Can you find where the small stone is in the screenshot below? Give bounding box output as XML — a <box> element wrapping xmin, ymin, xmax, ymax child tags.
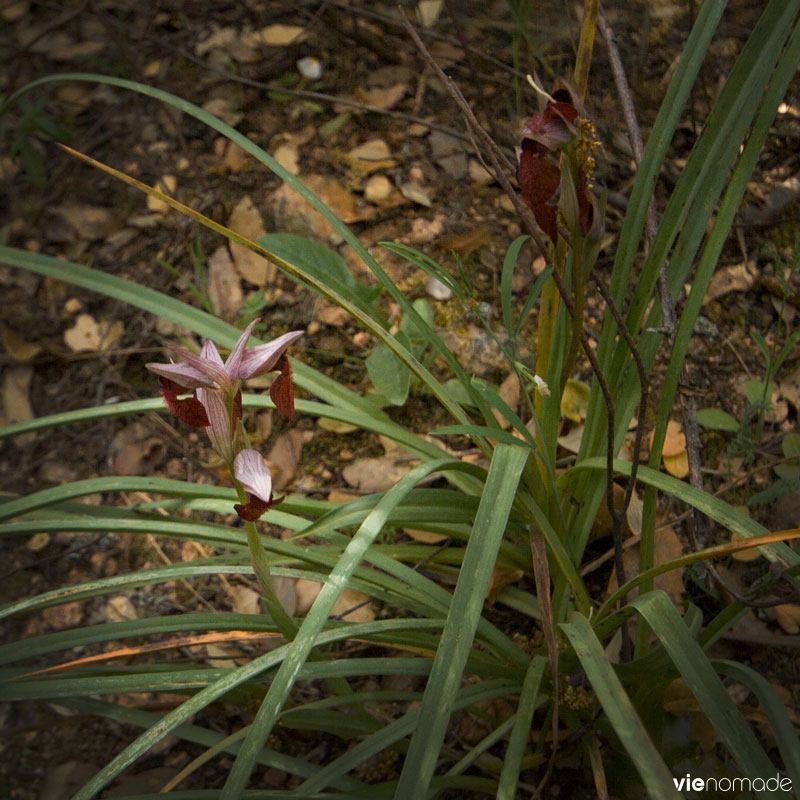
<box><xmin>364</xmin><ymin>175</ymin><xmax>392</xmax><ymax>202</ymax></box>
<box><xmin>425</xmin><ymin>277</ymin><xmax>452</xmax><ymax>301</ymax></box>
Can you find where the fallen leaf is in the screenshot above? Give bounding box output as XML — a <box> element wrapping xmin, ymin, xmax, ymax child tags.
<box><xmin>417</xmin><ymin>0</ymin><xmax>444</xmax><ymax>27</ymax></box>
<box><xmin>650</xmin><ymin>419</ymin><xmax>686</xmax><ymax>458</ymax></box>
<box><xmin>663</xmin><ymin>449</ymin><xmax>690</xmax><ymax>479</ymax></box>
<box><xmin>318</xmin><ymin>418</ymin><xmax>358</xmax><ymax>434</ymax></box>
<box><xmin>316</xmin><ymin>304</ymin><xmax>350</xmax><ymax>327</ymax></box>
<box><xmin>294</xmin><ymin>580</ymin><xmax>374</xmax><ymax>621</ymax></box>
<box><xmin>202</xmin><ymin>97</ymin><xmax>243</xmax><ymax>127</ymax></box>
<box><xmin>145</xmin><ymin>175</ymin><xmax>177</xmax><ymax>214</ymax></box>
<box><xmin>2</xmin><ymin>326</ymin><xmax>42</xmax><ymax>362</ymax></box>
<box><xmin>207</xmin><ymin>245</ymin><xmax>244</xmax><ymax>320</ymax></box>
<box><xmin>3</xmin><ymin>365</ymin><xmax>35</xmax><ymax>443</ymax></box>
<box><xmin>228</xmin><ymin>196</ymin><xmax>274</xmax><ymax>285</ymax></box>
<box><xmin>775</xmin><ymin>604</ymin><xmax>800</xmax><ymax>635</ymax></box>
<box><xmin>561</xmin><ymin>379</ymin><xmax>590</xmax><ymax>423</ymax></box>
<box><xmin>703</xmin><ymin>262</ymin><xmax>755</xmax><ymax>305</ymax></box>
<box><xmin>404</xmin><ymin>527</ymin><xmax>448</xmax><ymax>544</ymax></box>
<box><xmin>55</xmin><ymin>203</ymin><xmax>118</xmax><ymax>240</ymax></box>
<box><xmin>362</xmin><ymin>84</ymin><xmax>407</xmax><ymax>111</ymax></box>
<box><xmin>348</xmin><ymin>139</ymin><xmax>396</xmax><ymax>174</ymax></box>
<box><xmin>48</xmin><ymin>39</ymin><xmax>106</xmax><ymax>61</ymax></box>
<box><xmin>342</xmin><ymin>456</ymin><xmax>412</xmax><ymax>493</ymax></box>
<box><xmin>113</xmin><ymin>438</ymin><xmax>166</xmax><ymax>475</ymax></box>
<box><xmin>63</xmin><ymin>314</ymin><xmax>123</xmax><ymax>352</ymax></box>
<box><xmin>27</xmin><ymin>532</ymin><xmax>51</xmax><ymax>552</ymax></box>
<box><xmin>492</xmin><ymin>373</ymin><xmax>520</xmax><ymax>429</ymax></box>
<box><xmin>248</xmin><ymin>24</ymin><xmax>306</xmax><ymax>46</ymax></box>
<box><xmin>663</xmin><ymin>678</ymin><xmax>718</xmax><ymax>752</ymax></box>
<box><xmin>486</xmin><ymin>567</ymin><xmax>524</xmax><ymax>603</ymax></box>
<box><xmin>558</xmin><ymin>424</ymin><xmax>584</xmax><ymax>454</ymax></box>
<box><xmin>229</xmin><ymin>585</ymin><xmax>261</xmax><ymax>615</ymax></box>
<box><xmin>266</xmin><ymin>429</ymin><xmax>314</xmax><ymax>490</ymax></box>
<box><xmin>273</xmin><ymin>143</ymin><xmax>300</xmax><ymax>175</ymax></box>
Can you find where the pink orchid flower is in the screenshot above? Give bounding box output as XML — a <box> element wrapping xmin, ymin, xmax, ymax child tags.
<box><xmin>233</xmin><ymin>448</ymin><xmax>282</xmax><ymax>521</ymax></box>
<box><xmin>146</xmin><ymin>320</ymin><xmax>304</xmax><ymax>424</ymax></box>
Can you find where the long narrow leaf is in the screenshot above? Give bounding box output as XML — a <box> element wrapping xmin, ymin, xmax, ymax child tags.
<box><xmin>560</xmin><ymin>612</ymin><xmax>680</xmax><ymax>799</ymax></box>
<box><xmin>394</xmin><ymin>443</ymin><xmax>528</xmax><ymax>798</ymax></box>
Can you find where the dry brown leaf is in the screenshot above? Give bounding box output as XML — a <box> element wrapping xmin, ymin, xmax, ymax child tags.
<box><xmin>207</xmin><ymin>245</ymin><xmax>243</xmax><ymax>320</ymax></box>
<box><xmin>202</xmin><ymin>97</ymin><xmax>243</xmax><ymax>127</ymax></box>
<box><xmin>486</xmin><ymin>567</ymin><xmax>524</xmax><ymax>603</ymax></box>
<box><xmin>558</xmin><ymin>424</ymin><xmax>585</xmax><ymax>454</ymax></box>
<box><xmin>703</xmin><ymin>262</ymin><xmax>755</xmax><ymax>305</ymax></box>
<box><xmin>607</xmin><ymin>523</ymin><xmax>685</xmax><ymax>607</ymax></box>
<box><xmin>273</xmin><ymin>143</ymin><xmax>300</xmax><ymax>176</ymax></box>
<box><xmin>342</xmin><ymin>456</ymin><xmax>412</xmax><ymax>493</ymax></box>
<box><xmin>663</xmin><ymin>678</ymin><xmax>719</xmax><ymax>752</ymax></box>
<box><xmin>663</xmin><ymin>450</ymin><xmax>690</xmax><ymax>479</ymax></box>
<box><xmin>27</xmin><ymin>532</ymin><xmax>50</xmax><ymax>552</ymax></box>
<box><xmin>229</xmin><ymin>585</ymin><xmax>261</xmax><ymax>615</ymax></box>
<box><xmin>491</xmin><ymin>373</ymin><xmax>520</xmax><ymax>429</ymax></box>
<box><xmin>404</xmin><ymin>527</ymin><xmax>448</xmax><ymax>544</ymax></box>
<box><xmin>775</xmin><ymin>604</ymin><xmax>800</xmax><ymax>635</ymax></box>
<box><xmin>3</xmin><ymin>365</ymin><xmax>35</xmax><ymax>441</ymax></box>
<box><xmin>317</xmin><ymin>417</ymin><xmax>358</xmax><ymax>434</ymax></box>
<box><xmin>328</xmin><ymin>490</ymin><xmax>361</xmax><ymax>503</ymax></box>
<box><xmin>266</xmin><ymin>429</ymin><xmax>314</xmax><ymax>490</ymax></box>
<box><xmin>63</xmin><ymin>314</ymin><xmax>123</xmax><ymax>352</ymax></box>
<box><xmin>437</xmin><ymin>225</ymin><xmax>491</xmax><ymax>256</ymax></box>
<box><xmin>113</xmin><ymin>438</ymin><xmax>166</xmax><ymax>476</ymax></box>
<box><xmin>55</xmin><ymin>203</ymin><xmax>117</xmax><ymax>240</ymax></box>
<box><xmin>248</xmin><ymin>24</ymin><xmax>306</xmax><ymax>46</ymax></box>
<box><xmin>316</xmin><ymin>304</ymin><xmax>350</xmax><ymax>327</ymax></box>
<box><xmin>146</xmin><ymin>175</ymin><xmax>177</xmax><ymax>214</ymax></box>
<box><xmin>654</xmin><ymin>419</ymin><xmax>686</xmax><ymax>457</ymax></box>
<box><xmin>561</xmin><ymin>379</ymin><xmax>590</xmax><ymax>423</ymax></box>
<box><xmin>294</xmin><ymin>580</ymin><xmax>375</xmax><ymax>621</ymax></box>
<box><xmin>2</xmin><ymin>326</ymin><xmax>42</xmax><ymax>362</ymax></box>
<box><xmin>1</xmin><ymin>1</ymin><xmax>28</xmax><ymax>22</ymax></box>
<box><xmin>49</xmin><ymin>39</ymin><xmax>106</xmax><ymax>61</ymax></box>
<box><xmin>228</xmin><ymin>195</ymin><xmax>274</xmax><ymax>285</ymax></box>
<box><xmin>362</xmin><ymin>84</ymin><xmax>407</xmax><ymax>111</ymax></box>
<box><xmin>348</xmin><ymin>139</ymin><xmax>396</xmax><ymax>174</ymax></box>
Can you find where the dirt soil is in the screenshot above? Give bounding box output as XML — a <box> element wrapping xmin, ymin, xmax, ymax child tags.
<box><xmin>1</xmin><ymin>1</ymin><xmax>799</xmax><ymax>798</ymax></box>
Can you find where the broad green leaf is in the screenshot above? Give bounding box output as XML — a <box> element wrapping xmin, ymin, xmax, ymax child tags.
<box><xmin>695</xmin><ymin>407</ymin><xmax>739</xmax><ymax>432</ymax></box>
<box><xmin>366</xmin><ymin>332</ymin><xmax>412</xmax><ymax>406</ymax></box>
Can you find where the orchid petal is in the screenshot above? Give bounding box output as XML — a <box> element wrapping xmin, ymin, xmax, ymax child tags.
<box><xmin>198</xmin><ymin>388</ymin><xmax>236</xmax><ymax>464</ymax></box>
<box><xmin>201</xmin><ymin>339</ymin><xmax>225</xmax><ymax>366</ymax></box>
<box><xmin>158</xmin><ymin>377</ymin><xmax>210</xmax><ymax>427</ymax></box>
<box><xmin>269</xmin><ymin>354</ymin><xmax>295</xmax><ymax>420</ymax></box>
<box><xmin>146</xmin><ymin>360</ymin><xmax>213</xmax><ymax>390</ymax></box>
<box><xmin>173</xmin><ymin>347</ymin><xmax>232</xmax><ymax>391</ymax></box>
<box><xmin>234</xmin><ymin>494</ymin><xmax>271</xmax><ymax>522</ymax></box>
<box><xmin>237</xmin><ymin>330</ymin><xmax>304</xmax><ymax>380</ymax></box>
<box><xmin>225</xmin><ymin>319</ymin><xmax>260</xmax><ymax>378</ymax></box>
<box><xmin>234</xmin><ymin>449</ymin><xmax>273</xmax><ymax>504</ymax></box>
